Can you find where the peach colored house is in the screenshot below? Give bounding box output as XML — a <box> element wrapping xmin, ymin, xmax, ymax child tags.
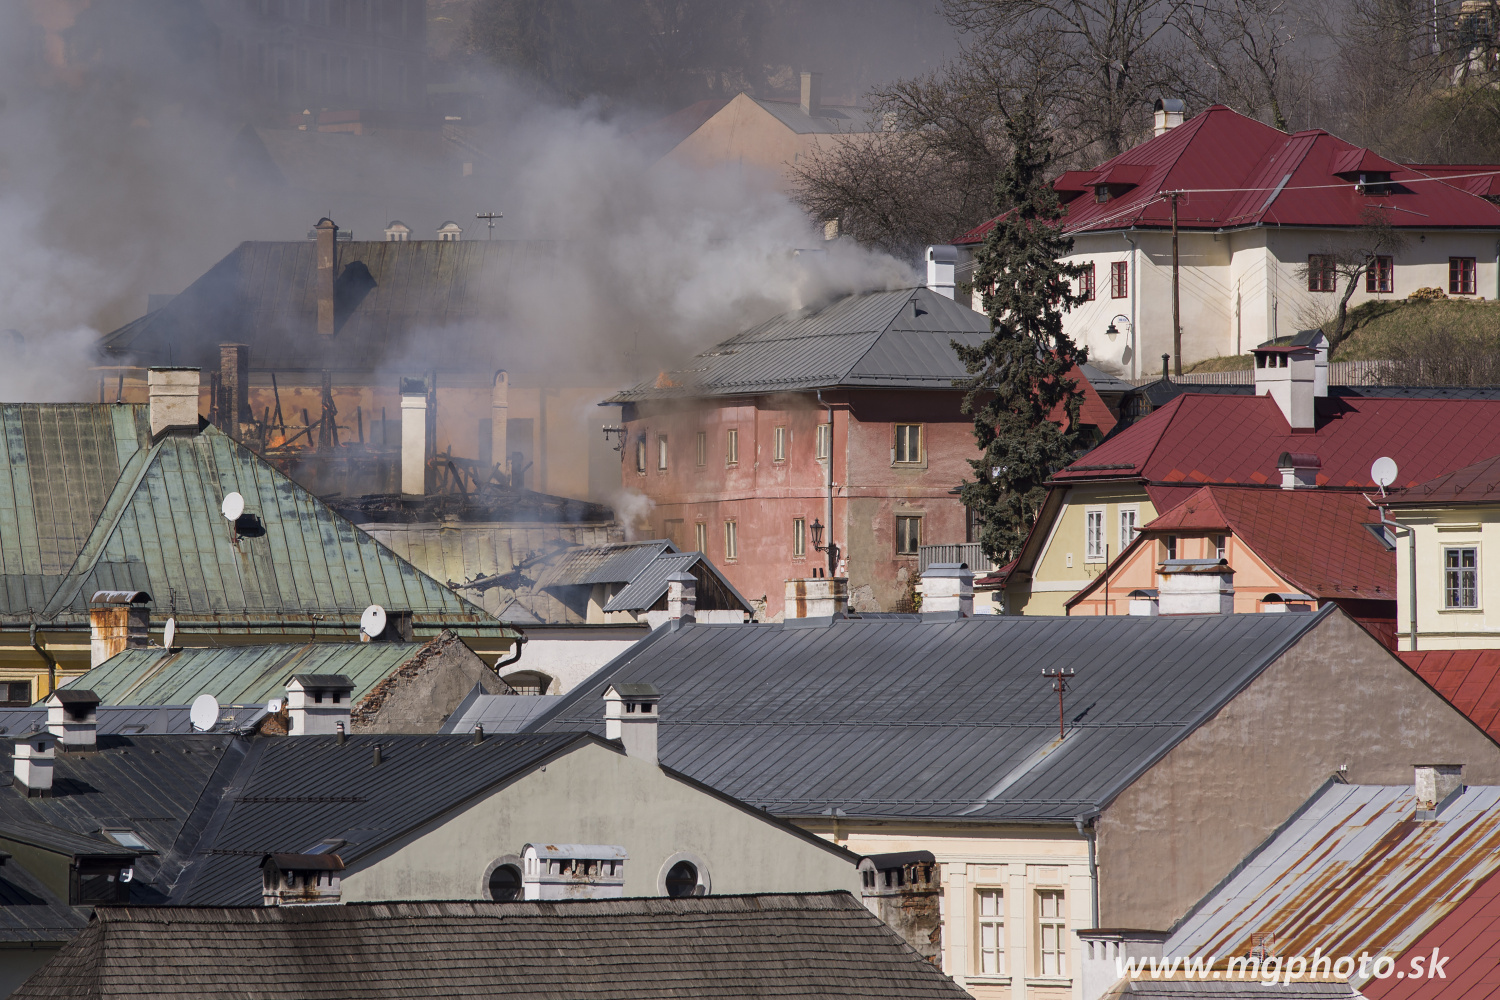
<box><xmin>656</xmin><ymin>72</ymin><xmax>877</xmax><ymax>194</ymax></box>
<box><xmin>1067</xmin><ymin>485</ymin><xmax>1397</xmax><ymax>646</ymax></box>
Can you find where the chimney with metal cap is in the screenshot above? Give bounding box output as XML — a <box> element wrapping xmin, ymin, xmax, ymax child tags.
<box><xmin>315</xmin><ymin>217</ymin><xmax>338</xmax><ymax>336</ymax></box>
<box><xmin>1153</xmin><ymin>97</ymin><xmax>1185</xmax><ymax>136</ymax></box>
<box><xmin>800</xmin><ymin>70</ymin><xmax>823</xmax><ymax>117</ymax></box>
<box><xmin>667</xmin><ymin>572</ymin><xmax>696</xmax><ymax>620</ymax></box>
<box><xmin>12</xmin><ymin>732</ymin><xmax>55</xmax><ymax>796</ymax></box>
<box><xmin>47</xmin><ymin>690</ymin><xmax>99</xmax><ymax>751</ymax></box>
<box><xmin>1157</xmin><ymin>559</ymin><xmax>1233</xmax><ymax>615</ymax></box>
<box><xmin>89</xmin><ymin>591</ymin><xmax>151</xmax><ymax>667</ymax></box>
<box><xmin>147</xmin><ymin>368</ymin><xmax>201</xmax><ymax>437</ymax></box>
<box><xmin>604</xmin><ymin>683</ymin><xmax>659</xmax><ymax>765</ymax></box>
<box><xmin>262</xmin><ymin>852</ymin><xmax>344</xmax><ymax>905</ymax></box>
<box><xmin>285</xmin><ymin>675</ymin><xmax>353</xmax><ymax>736</ymax></box>
<box><xmin>1253</xmin><ymin>340</ymin><xmax>1318</xmax><ymax>431</ymax></box>
<box><xmin>1277</xmin><ymin>452</ymin><xmax>1321</xmax><ymax>489</ymax></box>
<box><xmin>925</xmin><ymin>245</ymin><xmax>957</xmax><ymax>299</ymax></box>
<box><xmin>918</xmin><ymin>563</ymin><xmax>973</xmax><ymax>614</ymax></box>
<box><xmin>1127</xmin><ymin>588</ymin><xmax>1160</xmax><ymax>616</ymax></box>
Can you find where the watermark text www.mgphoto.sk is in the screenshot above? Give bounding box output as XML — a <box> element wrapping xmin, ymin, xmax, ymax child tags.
<box><xmin>1117</xmin><ymin>948</ymin><xmax>1452</xmax><ymax>987</ymax></box>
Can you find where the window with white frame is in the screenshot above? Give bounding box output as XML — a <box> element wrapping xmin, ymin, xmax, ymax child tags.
<box><xmin>816</xmin><ymin>422</ymin><xmax>830</xmax><ymax>460</ymax></box>
<box><xmin>793</xmin><ymin>517</ymin><xmax>806</xmax><ymax>558</ymax></box>
<box><xmin>1085</xmin><ymin>509</ymin><xmax>1106</xmax><ymax>562</ymax></box>
<box><xmin>773</xmin><ymin>425</ymin><xmax>787</xmax><ymax>462</ymax></box>
<box><xmin>976</xmin><ymin>889</ymin><xmax>1005</xmax><ymax>975</ymax></box>
<box><xmin>1445</xmin><ymin>547</ymin><xmax>1478</xmax><ymax>608</ymax></box>
<box><xmin>724</xmin><ymin>520</ymin><xmax>739</xmax><ymax>560</ymax></box>
<box><xmin>694</xmin><ymin>522</ymin><xmax>707</xmax><ymax>553</ymax></box>
<box><xmin>726</xmin><ymin>428</ymin><xmax>739</xmax><ymax>465</ymax></box>
<box><xmin>1118</xmin><ymin>508</ymin><xmax>1138</xmax><ymax>552</ymax></box>
<box><xmin>1215</xmin><ymin>534</ymin><xmax>1227</xmax><ymax>560</ymax></box>
<box><xmin>635</xmin><ymin>439</ymin><xmax>646</xmax><ymax>474</ymax></box>
<box><xmin>1037</xmin><ymin>890</ymin><xmax>1067</xmax><ymax>977</ymax></box>
<box><xmin>897</xmin><ymin>515</ymin><xmax>922</xmax><ymax>555</ymax></box>
<box><xmin>695</xmin><ymin>431</ymin><xmax>706</xmax><ymax>467</ymax></box>
<box><xmin>657</xmin><ymin>434</ymin><xmax>668</xmax><ymax>471</ymax></box>
<box><xmin>894</xmin><ymin>424</ymin><xmax>922</xmax><ymax>464</ymax></box>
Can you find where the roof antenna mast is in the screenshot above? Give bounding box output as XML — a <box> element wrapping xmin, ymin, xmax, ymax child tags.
<box><xmin>1042</xmin><ymin>666</ymin><xmax>1076</xmax><ymax>740</ymax></box>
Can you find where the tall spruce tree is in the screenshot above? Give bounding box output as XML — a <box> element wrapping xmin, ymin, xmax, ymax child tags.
<box><xmin>955</xmin><ymin>110</ymin><xmax>1088</xmax><ymax>566</ymax></box>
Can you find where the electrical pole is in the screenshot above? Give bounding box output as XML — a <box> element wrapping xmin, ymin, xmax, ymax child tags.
<box><xmin>1042</xmin><ymin>666</ymin><xmax>1075</xmax><ymax>740</ymax></box>
<box><xmin>1170</xmin><ymin>191</ymin><xmax>1182</xmax><ymax>376</ymax></box>
<box><xmin>476</xmin><ymin>212</ymin><xmax>502</xmax><ymax>239</ymax></box>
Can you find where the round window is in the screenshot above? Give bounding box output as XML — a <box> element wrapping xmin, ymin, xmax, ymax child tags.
<box><xmin>488</xmin><ymin>863</ymin><xmax>522</xmax><ymax>902</ymax></box>
<box><xmin>665</xmin><ymin>860</ymin><xmax>699</xmax><ymax>898</ymax></box>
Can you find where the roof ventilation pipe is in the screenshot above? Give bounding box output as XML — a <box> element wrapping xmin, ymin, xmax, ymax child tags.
<box><xmin>604</xmin><ymin>683</ymin><xmax>660</xmax><ymax>765</ymax></box>
<box><xmin>925</xmin><ymin>245</ymin><xmax>957</xmax><ymax>299</ymax></box>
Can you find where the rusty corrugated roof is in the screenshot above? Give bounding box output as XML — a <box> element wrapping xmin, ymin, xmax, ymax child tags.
<box><xmin>1167</xmin><ymin>783</ymin><xmax>1500</xmax><ymax>986</ymax></box>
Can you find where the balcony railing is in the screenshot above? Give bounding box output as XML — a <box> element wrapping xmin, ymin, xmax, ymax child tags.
<box><xmin>918</xmin><ymin>543</ymin><xmax>996</xmax><ymax>574</ymax></box>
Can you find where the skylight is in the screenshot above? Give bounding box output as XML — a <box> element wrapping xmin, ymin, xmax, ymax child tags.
<box><xmin>102</xmin><ymin>829</ymin><xmax>151</xmax><ymax>851</ymax></box>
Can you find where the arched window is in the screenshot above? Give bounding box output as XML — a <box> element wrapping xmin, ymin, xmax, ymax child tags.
<box><xmin>502</xmin><ymin>671</ymin><xmax>553</xmax><ymax>696</ymax></box>
<box><xmin>488</xmin><ymin>863</ymin><xmax>522</xmax><ymax>902</ymax></box>
<box><xmin>665</xmin><ymin>861</ymin><xmax>699</xmax><ymax>898</ymax></box>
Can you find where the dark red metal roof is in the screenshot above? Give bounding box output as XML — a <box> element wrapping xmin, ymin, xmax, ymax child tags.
<box><xmin>1388</xmin><ymin>454</ymin><xmax>1500</xmax><ymax>506</ymax></box>
<box><xmin>1365</xmin><ymin>864</ymin><xmax>1500</xmax><ymax>1000</ymax></box>
<box><xmin>1400</xmin><ymin>649</ymin><xmax>1500</xmax><ymax>741</ymax></box>
<box><xmin>955</xmin><ymin>107</ymin><xmax>1500</xmax><ymax>244</ymax></box>
<box><xmin>1052</xmin><ymin>392</ymin><xmax>1500</xmax><ymax>492</ymax></box>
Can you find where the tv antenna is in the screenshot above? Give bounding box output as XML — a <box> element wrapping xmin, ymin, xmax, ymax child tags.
<box><xmin>1042</xmin><ymin>666</ymin><xmax>1076</xmax><ymax>740</ymax></box>
<box><xmin>1371</xmin><ymin>457</ymin><xmax>1398</xmax><ymax>498</ymax></box>
<box><xmin>476</xmin><ymin>212</ymin><xmax>503</xmax><ymax>239</ymax></box>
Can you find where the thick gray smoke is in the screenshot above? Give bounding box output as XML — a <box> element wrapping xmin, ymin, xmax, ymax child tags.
<box><xmin>0</xmin><ymin>2</ymin><xmax>921</xmax><ymax>402</ymax></box>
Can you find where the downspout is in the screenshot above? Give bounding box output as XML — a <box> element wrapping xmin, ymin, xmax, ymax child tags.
<box><xmin>1376</xmin><ymin>506</ymin><xmax>1417</xmax><ymax>650</ymax></box>
<box><xmin>816</xmin><ymin>389</ymin><xmax>835</xmax><ymax>575</ymax></box>
<box><xmin>1075</xmin><ymin>814</ymin><xmax>1100</xmax><ymax>927</ymax></box>
<box><xmin>491</xmin><ymin>632</ymin><xmax>528</xmax><ymax>674</ymax></box>
<box><xmin>1123</xmin><ymin>232</ymin><xmax>1140</xmax><ymax>379</ymax></box>
<box><xmin>29</xmin><ymin>623</ymin><xmax>57</xmax><ymax>697</ymax></box>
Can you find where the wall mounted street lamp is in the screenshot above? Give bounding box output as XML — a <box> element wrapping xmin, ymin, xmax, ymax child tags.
<box><xmin>810</xmin><ymin>518</ymin><xmax>840</xmax><ymax>577</ymax></box>
<box><xmin>602</xmin><ymin>425</ymin><xmax>626</xmax><ymax>455</ymax></box>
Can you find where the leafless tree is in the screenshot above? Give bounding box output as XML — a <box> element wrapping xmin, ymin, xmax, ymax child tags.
<box><xmin>1175</xmin><ymin>0</ymin><xmax>1301</xmax><ymax>131</ymax></box>
<box><xmin>1295</xmin><ymin>209</ymin><xmax>1408</xmax><ymax>352</ymax></box>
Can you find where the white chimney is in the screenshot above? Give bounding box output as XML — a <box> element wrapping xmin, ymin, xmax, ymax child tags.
<box><xmin>47</xmin><ymin>690</ymin><xmax>98</xmax><ymax>751</ymax></box>
<box><xmin>521</xmin><ymin>844</ymin><xmax>628</xmax><ymax>900</ymax></box>
<box><xmin>400</xmin><ymin>378</ymin><xmax>429</xmax><ymax>495</ymax></box>
<box><xmin>925</xmin><ymin>245</ymin><xmax>958</xmax><ymax>300</ymax></box>
<box><xmin>147</xmin><ymin>368</ymin><xmax>201</xmax><ymax>437</ymax></box>
<box><xmin>12</xmin><ymin>733</ymin><xmax>55</xmax><ymax>797</ymax></box>
<box><xmin>1415</xmin><ymin>764</ymin><xmax>1464</xmax><ymax>819</ymax></box>
<box><xmin>918</xmin><ymin>563</ymin><xmax>973</xmax><ymax>614</ymax></box>
<box><xmin>1259</xmin><ymin>592</ymin><xmax>1314</xmax><ymax>613</ymax></box>
<box><xmin>604</xmin><ymin>683</ymin><xmax>659</xmax><ymax>766</ymax></box>
<box><xmin>285</xmin><ymin>675</ymin><xmax>353</xmax><ymax>736</ymax></box>
<box><xmin>800</xmin><ymin>71</ymin><xmax>823</xmax><ymax>117</ymax></box>
<box><xmin>667</xmin><ymin>572</ymin><xmax>696</xmax><ymax>620</ymax></box>
<box><xmin>1080</xmin><ymin>931</ymin><xmax>1169</xmax><ymax>1000</ymax></box>
<box><xmin>492</xmin><ymin>370</ymin><xmax>510</xmax><ymax>484</ymax></box>
<box><xmin>1277</xmin><ymin>451</ymin><xmax>1321</xmax><ymax>489</ymax></box>
<box><xmin>1127</xmin><ymin>588</ymin><xmax>1160</xmax><ymax>616</ymax></box>
<box><xmin>1153</xmin><ymin>97</ymin><xmax>1185</xmax><ymax>136</ymax></box>
<box><xmin>1157</xmin><ymin>559</ymin><xmax>1234</xmax><ymax>615</ymax></box>
<box><xmin>784</xmin><ymin>576</ymin><xmax>849</xmax><ymax>618</ymax></box>
<box><xmin>262</xmin><ymin>853</ymin><xmax>344</xmax><ymax>905</ymax></box>
<box><xmin>1253</xmin><ymin>343</ymin><xmax>1317</xmax><ymax>431</ymax></box>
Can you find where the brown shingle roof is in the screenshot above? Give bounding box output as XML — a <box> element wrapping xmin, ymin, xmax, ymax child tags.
<box><xmin>13</xmin><ymin>894</ymin><xmax>968</xmax><ymax>1000</ymax></box>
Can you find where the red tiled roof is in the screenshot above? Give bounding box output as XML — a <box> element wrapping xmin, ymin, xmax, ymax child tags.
<box><xmin>1389</xmin><ymin>454</ymin><xmax>1500</xmax><ymax>507</ymax></box>
<box><xmin>1400</xmin><ymin>649</ymin><xmax>1500</xmax><ymax>740</ymax></box>
<box><xmin>1143</xmin><ymin>485</ymin><xmax>1394</xmax><ymax>600</ymax></box>
<box><xmin>955</xmin><ymin>107</ymin><xmax>1500</xmax><ymax>244</ymax></box>
<box><xmin>1364</xmin><ymin>864</ymin><xmax>1500</xmax><ymax>1000</ymax></box>
<box><xmin>1052</xmin><ymin>392</ymin><xmax>1500</xmax><ymax>492</ymax></box>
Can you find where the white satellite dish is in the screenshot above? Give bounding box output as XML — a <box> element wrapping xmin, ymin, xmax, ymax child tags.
<box><xmin>360</xmin><ymin>604</ymin><xmax>387</xmax><ymax>639</ymax></box>
<box><xmin>189</xmin><ymin>693</ymin><xmax>219</xmax><ymax>733</ymax></box>
<box><xmin>162</xmin><ymin>617</ymin><xmax>177</xmax><ymax>651</ymax></box>
<box><xmin>1371</xmin><ymin>457</ymin><xmax>1399</xmax><ymax>496</ymax></box>
<box><xmin>266</xmin><ymin>697</ymin><xmax>283</xmax><ymax>714</ymax></box>
<box><xmin>221</xmin><ymin>492</ymin><xmax>245</xmax><ymax>522</ymax></box>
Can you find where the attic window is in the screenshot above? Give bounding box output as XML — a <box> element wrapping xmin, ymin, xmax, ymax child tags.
<box><xmin>306</xmin><ymin>840</ymin><xmax>345</xmax><ymax>855</ymax></box>
<box><xmin>1094</xmin><ymin>185</ymin><xmax>1110</xmax><ymax>204</ymax></box>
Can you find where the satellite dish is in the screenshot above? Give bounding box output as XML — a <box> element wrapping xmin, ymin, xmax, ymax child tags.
<box><xmin>1371</xmin><ymin>457</ymin><xmax>1399</xmax><ymax>492</ymax></box>
<box><xmin>266</xmin><ymin>698</ymin><xmax>283</xmax><ymax>714</ymax></box>
<box><xmin>221</xmin><ymin>492</ymin><xmax>245</xmax><ymax>522</ymax></box>
<box><xmin>162</xmin><ymin>617</ymin><xmax>176</xmax><ymax>651</ymax></box>
<box><xmin>360</xmin><ymin>604</ymin><xmax>387</xmax><ymax>638</ymax></box>
<box><xmin>189</xmin><ymin>693</ymin><xmax>219</xmax><ymax>733</ymax></box>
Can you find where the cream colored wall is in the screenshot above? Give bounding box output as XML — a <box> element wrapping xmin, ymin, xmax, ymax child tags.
<box><xmin>342</xmin><ymin>741</ymin><xmax>861</xmax><ymax>902</ymax></box>
<box><xmin>1395</xmin><ymin>506</ymin><xmax>1500</xmax><ymax>649</ymax></box>
<box><xmin>1011</xmin><ymin>487</ymin><xmax>1156</xmax><ymax>616</ymax></box>
<box><xmin>808</xmin><ymin>822</ymin><xmax>1088</xmax><ymax>1000</ymax></box>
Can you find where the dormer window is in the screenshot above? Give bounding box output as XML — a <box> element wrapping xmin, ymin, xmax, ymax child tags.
<box><xmin>1357</xmin><ymin>172</ymin><xmax>1393</xmax><ymax>195</ymax></box>
<box><xmin>1094</xmin><ymin>185</ymin><xmax>1110</xmax><ymax>204</ymax></box>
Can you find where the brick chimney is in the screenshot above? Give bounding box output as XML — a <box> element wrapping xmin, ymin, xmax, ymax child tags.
<box><xmin>604</xmin><ymin>683</ymin><xmax>659</xmax><ymax>765</ymax></box>
<box><xmin>800</xmin><ymin>71</ymin><xmax>823</xmax><ymax>116</ymax></box>
<box><xmin>667</xmin><ymin>572</ymin><xmax>696</xmax><ymax>620</ymax></box>
<box><xmin>1157</xmin><ymin>559</ymin><xmax>1233</xmax><ymax>614</ymax></box>
<box><xmin>147</xmin><ymin>368</ymin><xmax>201</xmax><ymax>437</ymax></box>
<box><xmin>217</xmin><ymin>344</ymin><xmax>250</xmax><ymax>437</ymax></box>
<box><xmin>12</xmin><ymin>732</ymin><xmax>55</xmax><ymax>797</ymax></box>
<box><xmin>47</xmin><ymin>689</ymin><xmax>99</xmax><ymax>751</ymax></box>
<box><xmin>925</xmin><ymin>246</ymin><xmax>957</xmax><ymax>299</ymax></box>
<box><xmin>315</xmin><ymin>217</ymin><xmax>338</xmax><ymax>337</ymax></box>
<box><xmin>285</xmin><ymin>674</ymin><xmax>353</xmax><ymax>736</ymax></box>
<box><xmin>1277</xmin><ymin>451</ymin><xmax>1320</xmax><ymax>489</ymax></box>
<box><xmin>89</xmin><ymin>591</ymin><xmax>151</xmax><ymax>667</ymax></box>
<box><xmin>918</xmin><ymin>563</ymin><xmax>974</xmax><ymax>615</ymax></box>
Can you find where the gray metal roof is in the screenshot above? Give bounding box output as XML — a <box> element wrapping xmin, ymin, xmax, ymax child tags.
<box><xmin>752</xmin><ymin>99</ymin><xmax>881</xmax><ymax>134</ymax></box>
<box><xmin>1114</xmin><ymin>983</ymin><xmax>1352</xmax><ymax>998</ymax></box>
<box><xmin>527</xmin><ymin>610</ymin><xmax>1331</xmax><ymax>822</ymax></box>
<box><xmin>0</xmin><ymin>731</ymin><xmax>591</xmax><ymax>907</ymax></box>
<box><xmin>531</xmin><ymin>540</ymin><xmax>751</xmax><ymax>615</ymax></box>
<box><xmin>1166</xmin><ymin>782</ymin><xmax>1500</xmax><ymax>980</ymax></box>
<box><xmin>0</xmin><ymin>854</ymin><xmax>88</xmax><ymax>943</ymax></box>
<box><xmin>438</xmin><ymin>690</ymin><xmax>563</xmax><ymax>734</ymax></box>
<box><xmin>14</xmin><ymin>893</ymin><xmax>969</xmax><ymax>1000</ymax></box>
<box><xmin>608</xmin><ymin>287</ymin><xmax>991</xmax><ymax>402</ymax></box>
<box><xmin>0</xmin><ymin>705</ymin><xmax>196</xmax><ymax>736</ymax></box>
